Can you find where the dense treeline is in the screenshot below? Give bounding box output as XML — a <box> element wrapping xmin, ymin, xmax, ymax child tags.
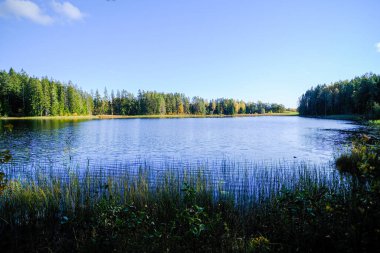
<box><xmin>0</xmin><ymin>69</ymin><xmax>93</xmax><ymax>116</ymax></box>
<box><xmin>298</xmin><ymin>73</ymin><xmax>380</xmax><ymax>118</ymax></box>
<box><xmin>0</xmin><ymin>68</ymin><xmax>286</xmax><ymax>117</ymax></box>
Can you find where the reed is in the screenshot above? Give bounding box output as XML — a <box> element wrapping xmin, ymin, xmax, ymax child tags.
<box><xmin>0</xmin><ymin>160</ymin><xmax>378</xmax><ymax>252</ymax></box>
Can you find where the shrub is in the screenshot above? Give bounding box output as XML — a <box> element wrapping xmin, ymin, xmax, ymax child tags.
<box><xmin>336</xmin><ymin>135</ymin><xmax>380</xmax><ymax>179</ymax></box>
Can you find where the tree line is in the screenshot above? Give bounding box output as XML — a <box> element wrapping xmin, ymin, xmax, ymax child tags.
<box><xmin>0</xmin><ymin>69</ymin><xmax>93</xmax><ymax>116</ymax></box>
<box><xmin>0</xmin><ymin>68</ymin><xmax>286</xmax><ymax>117</ymax></box>
<box><xmin>298</xmin><ymin>73</ymin><xmax>380</xmax><ymax>118</ymax></box>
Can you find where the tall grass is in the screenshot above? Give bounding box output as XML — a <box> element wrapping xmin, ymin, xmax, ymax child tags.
<box><xmin>1</xmin><ymin>159</ymin><xmax>343</xmax><ymax>206</ymax></box>
<box><xmin>0</xmin><ymin>160</ymin><xmax>377</xmax><ymax>252</ymax></box>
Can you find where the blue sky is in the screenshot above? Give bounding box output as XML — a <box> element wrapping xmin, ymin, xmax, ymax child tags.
<box><xmin>0</xmin><ymin>0</ymin><xmax>380</xmax><ymax>108</ymax></box>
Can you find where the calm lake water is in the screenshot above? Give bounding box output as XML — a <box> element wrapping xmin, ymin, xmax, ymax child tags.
<box><xmin>0</xmin><ymin>116</ymin><xmax>359</xmax><ymax>171</ymax></box>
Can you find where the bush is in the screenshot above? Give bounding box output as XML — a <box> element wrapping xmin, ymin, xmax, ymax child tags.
<box><xmin>336</xmin><ymin>135</ymin><xmax>380</xmax><ymax>179</ymax></box>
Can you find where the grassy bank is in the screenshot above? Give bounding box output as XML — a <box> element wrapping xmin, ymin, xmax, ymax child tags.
<box><xmin>0</xmin><ymin>162</ymin><xmax>379</xmax><ymax>252</ymax></box>
<box><xmin>0</xmin><ymin>111</ymin><xmax>298</xmax><ymax>120</ymax></box>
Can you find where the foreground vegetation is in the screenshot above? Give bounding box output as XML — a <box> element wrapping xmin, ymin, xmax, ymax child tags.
<box><xmin>0</xmin><ymin>158</ymin><xmax>379</xmax><ymax>252</ymax></box>
<box><xmin>0</xmin><ymin>68</ymin><xmax>288</xmax><ymax>117</ymax></box>
<box><xmin>298</xmin><ymin>73</ymin><xmax>380</xmax><ymax>119</ymax></box>
<box><xmin>0</xmin><ymin>121</ymin><xmax>379</xmax><ymax>252</ymax></box>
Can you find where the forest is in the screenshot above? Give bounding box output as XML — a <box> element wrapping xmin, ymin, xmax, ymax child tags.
<box><xmin>298</xmin><ymin>73</ymin><xmax>380</xmax><ymax>118</ymax></box>
<box><xmin>0</xmin><ymin>68</ymin><xmax>286</xmax><ymax>117</ymax></box>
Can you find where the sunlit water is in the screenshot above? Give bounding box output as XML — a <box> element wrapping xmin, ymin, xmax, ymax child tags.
<box><xmin>0</xmin><ymin>116</ymin><xmax>359</xmax><ymax>169</ymax></box>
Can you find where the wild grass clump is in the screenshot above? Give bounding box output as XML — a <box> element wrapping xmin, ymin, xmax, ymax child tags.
<box><xmin>0</xmin><ymin>161</ymin><xmax>379</xmax><ymax>252</ymax></box>
<box><xmin>336</xmin><ymin>135</ymin><xmax>380</xmax><ymax>179</ymax></box>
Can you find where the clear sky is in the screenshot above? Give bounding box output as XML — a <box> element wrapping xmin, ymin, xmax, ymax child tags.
<box><xmin>1</xmin><ymin>0</ymin><xmax>380</xmax><ymax>108</ymax></box>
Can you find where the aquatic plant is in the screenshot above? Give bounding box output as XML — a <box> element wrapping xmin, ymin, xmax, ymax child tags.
<box><xmin>336</xmin><ymin>134</ymin><xmax>380</xmax><ymax>179</ymax></box>
<box><xmin>0</xmin><ymin>160</ymin><xmax>378</xmax><ymax>252</ymax></box>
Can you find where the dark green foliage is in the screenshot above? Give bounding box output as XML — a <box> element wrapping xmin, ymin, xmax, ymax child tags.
<box><xmin>0</xmin><ymin>123</ymin><xmax>12</xmax><ymax>194</ymax></box>
<box><xmin>298</xmin><ymin>73</ymin><xmax>380</xmax><ymax>118</ymax></box>
<box><xmin>265</xmin><ymin>186</ymin><xmax>380</xmax><ymax>252</ymax></box>
<box><xmin>0</xmin><ymin>69</ymin><xmax>286</xmax><ymax>117</ymax></box>
<box><xmin>0</xmin><ymin>69</ymin><xmax>93</xmax><ymax>116</ymax></box>
<box><xmin>0</xmin><ymin>165</ymin><xmax>379</xmax><ymax>252</ymax></box>
<box><xmin>336</xmin><ymin>135</ymin><xmax>380</xmax><ymax>179</ymax></box>
<box><xmin>333</xmin><ymin>131</ymin><xmax>380</xmax><ymax>252</ymax></box>
<box><xmin>0</xmin><ymin>149</ymin><xmax>10</xmax><ymax>194</ymax></box>
<box><xmin>0</xmin><ymin>149</ymin><xmax>11</xmax><ymax>164</ymax></box>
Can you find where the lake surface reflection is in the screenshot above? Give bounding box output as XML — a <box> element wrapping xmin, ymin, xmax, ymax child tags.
<box><xmin>0</xmin><ymin>116</ymin><xmax>359</xmax><ymax>170</ymax></box>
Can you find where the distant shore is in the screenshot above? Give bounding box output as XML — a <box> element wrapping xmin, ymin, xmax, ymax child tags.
<box><xmin>300</xmin><ymin>114</ymin><xmax>363</xmax><ymax>121</ymax></box>
<box><xmin>0</xmin><ymin>111</ymin><xmax>298</xmax><ymax>120</ymax></box>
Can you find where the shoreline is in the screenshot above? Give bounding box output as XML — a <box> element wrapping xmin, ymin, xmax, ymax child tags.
<box><xmin>299</xmin><ymin>114</ymin><xmax>363</xmax><ymax>121</ymax></box>
<box><xmin>0</xmin><ymin>112</ymin><xmax>298</xmax><ymax>120</ymax></box>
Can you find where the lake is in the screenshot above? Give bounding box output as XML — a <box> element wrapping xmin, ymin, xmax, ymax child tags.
<box><xmin>0</xmin><ymin>116</ymin><xmax>358</xmax><ymax>170</ymax></box>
